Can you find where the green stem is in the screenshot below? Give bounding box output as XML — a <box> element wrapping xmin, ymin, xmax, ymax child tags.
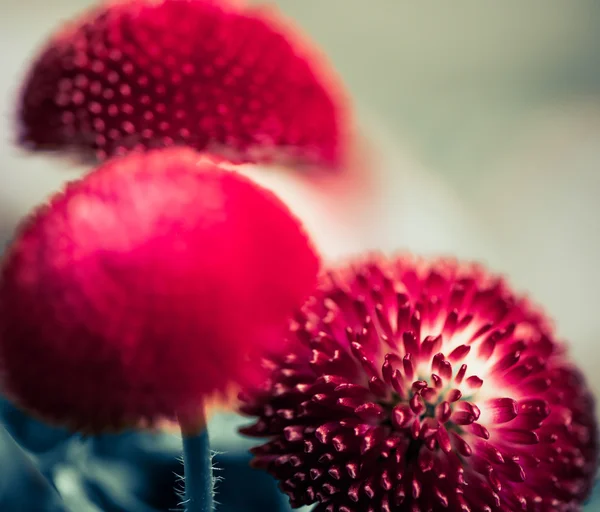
<box><xmin>179</xmin><ymin>411</ymin><xmax>213</xmax><ymax>512</ymax></box>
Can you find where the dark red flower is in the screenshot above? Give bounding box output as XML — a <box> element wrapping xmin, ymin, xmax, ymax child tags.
<box><xmin>0</xmin><ymin>147</ymin><xmax>320</xmax><ymax>432</ymax></box>
<box><xmin>17</xmin><ymin>0</ymin><xmax>349</xmax><ymax>169</ymax></box>
<box><xmin>240</xmin><ymin>256</ymin><xmax>598</xmax><ymax>512</ymax></box>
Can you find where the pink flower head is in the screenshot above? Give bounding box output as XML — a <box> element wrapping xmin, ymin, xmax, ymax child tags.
<box><xmin>240</xmin><ymin>255</ymin><xmax>598</xmax><ymax>512</ymax></box>
<box><xmin>17</xmin><ymin>0</ymin><xmax>349</xmax><ymax>169</ymax></box>
<box><xmin>0</xmin><ymin>148</ymin><xmax>320</xmax><ymax>432</ymax></box>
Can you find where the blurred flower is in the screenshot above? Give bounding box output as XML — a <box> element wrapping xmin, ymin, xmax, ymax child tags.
<box><xmin>0</xmin><ymin>147</ymin><xmax>319</xmax><ymax>432</ymax></box>
<box><xmin>17</xmin><ymin>0</ymin><xmax>349</xmax><ymax>169</ymax></box>
<box><xmin>241</xmin><ymin>255</ymin><xmax>598</xmax><ymax>511</ymax></box>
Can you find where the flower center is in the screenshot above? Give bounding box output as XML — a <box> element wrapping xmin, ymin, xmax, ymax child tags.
<box><xmin>353</xmin><ymin>344</ymin><xmax>490</xmax><ymax>458</ymax></box>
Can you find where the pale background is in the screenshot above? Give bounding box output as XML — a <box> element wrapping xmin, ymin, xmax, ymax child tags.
<box><xmin>1</xmin><ymin>0</ymin><xmax>599</xmax><ymax>421</ymax></box>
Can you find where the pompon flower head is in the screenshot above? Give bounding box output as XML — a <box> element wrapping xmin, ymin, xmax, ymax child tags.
<box><xmin>17</xmin><ymin>0</ymin><xmax>349</xmax><ymax>169</ymax></box>
<box><xmin>240</xmin><ymin>256</ymin><xmax>598</xmax><ymax>512</ymax></box>
<box><xmin>0</xmin><ymin>147</ymin><xmax>320</xmax><ymax>433</ymax></box>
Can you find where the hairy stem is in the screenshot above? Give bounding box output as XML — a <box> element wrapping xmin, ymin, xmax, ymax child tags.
<box><xmin>179</xmin><ymin>410</ymin><xmax>213</xmax><ymax>512</ymax></box>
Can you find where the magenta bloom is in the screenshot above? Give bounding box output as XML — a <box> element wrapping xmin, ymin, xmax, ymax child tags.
<box><xmin>0</xmin><ymin>148</ymin><xmax>319</xmax><ymax>432</ymax></box>
<box><xmin>240</xmin><ymin>256</ymin><xmax>598</xmax><ymax>511</ymax></box>
<box><xmin>17</xmin><ymin>0</ymin><xmax>348</xmax><ymax>169</ymax></box>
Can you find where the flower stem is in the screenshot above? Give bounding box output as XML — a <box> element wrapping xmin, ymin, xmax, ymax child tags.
<box><xmin>179</xmin><ymin>410</ymin><xmax>213</xmax><ymax>512</ymax></box>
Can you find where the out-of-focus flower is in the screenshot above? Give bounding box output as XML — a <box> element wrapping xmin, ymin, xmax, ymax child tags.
<box><xmin>0</xmin><ymin>147</ymin><xmax>319</xmax><ymax>433</ymax></box>
<box><xmin>241</xmin><ymin>255</ymin><xmax>598</xmax><ymax>511</ymax></box>
<box><xmin>17</xmin><ymin>0</ymin><xmax>349</xmax><ymax>169</ymax></box>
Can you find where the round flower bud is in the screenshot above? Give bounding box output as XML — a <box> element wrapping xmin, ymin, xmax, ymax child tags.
<box><xmin>18</xmin><ymin>0</ymin><xmax>349</xmax><ymax>169</ymax></box>
<box><xmin>0</xmin><ymin>148</ymin><xmax>320</xmax><ymax>432</ymax></box>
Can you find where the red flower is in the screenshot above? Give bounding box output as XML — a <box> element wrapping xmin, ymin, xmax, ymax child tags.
<box><xmin>17</xmin><ymin>0</ymin><xmax>349</xmax><ymax>169</ymax></box>
<box><xmin>0</xmin><ymin>148</ymin><xmax>320</xmax><ymax>432</ymax></box>
<box><xmin>240</xmin><ymin>256</ymin><xmax>598</xmax><ymax>512</ymax></box>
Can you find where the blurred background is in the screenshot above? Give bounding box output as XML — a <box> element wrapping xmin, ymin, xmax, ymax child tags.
<box><xmin>1</xmin><ymin>0</ymin><xmax>599</xmax><ymax>510</ymax></box>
